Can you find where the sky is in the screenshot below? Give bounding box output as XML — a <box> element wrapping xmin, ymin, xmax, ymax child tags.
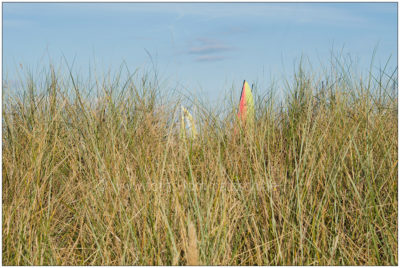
<box><xmin>3</xmin><ymin>2</ymin><xmax>398</xmax><ymax>104</ymax></box>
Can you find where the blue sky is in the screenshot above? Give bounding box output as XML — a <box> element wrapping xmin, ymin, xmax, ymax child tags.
<box><xmin>3</xmin><ymin>2</ymin><xmax>398</xmax><ymax>103</ymax></box>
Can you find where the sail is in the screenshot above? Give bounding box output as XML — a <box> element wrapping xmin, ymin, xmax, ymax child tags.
<box><xmin>180</xmin><ymin>105</ymin><xmax>197</xmax><ymax>140</ymax></box>
<box><xmin>238</xmin><ymin>80</ymin><xmax>255</xmax><ymax>125</ymax></box>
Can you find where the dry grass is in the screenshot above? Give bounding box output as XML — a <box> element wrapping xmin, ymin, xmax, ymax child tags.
<box><xmin>187</xmin><ymin>220</ymin><xmax>199</xmax><ymax>266</ymax></box>
<box><xmin>2</xmin><ymin>59</ymin><xmax>398</xmax><ymax>265</ymax></box>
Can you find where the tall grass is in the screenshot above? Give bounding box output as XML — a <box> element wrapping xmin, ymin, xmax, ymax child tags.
<box><xmin>2</xmin><ymin>58</ymin><xmax>398</xmax><ymax>265</ymax></box>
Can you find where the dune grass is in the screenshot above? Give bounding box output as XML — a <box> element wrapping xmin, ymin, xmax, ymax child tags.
<box><xmin>2</xmin><ymin>58</ymin><xmax>398</xmax><ymax>265</ymax></box>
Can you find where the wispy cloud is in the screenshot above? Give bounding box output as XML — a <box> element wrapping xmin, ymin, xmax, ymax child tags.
<box><xmin>188</xmin><ymin>38</ymin><xmax>233</xmax><ymax>62</ymax></box>
<box><xmin>189</xmin><ymin>44</ymin><xmax>231</xmax><ymax>55</ymax></box>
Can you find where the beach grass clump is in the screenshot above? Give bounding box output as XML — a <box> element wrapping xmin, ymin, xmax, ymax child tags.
<box><xmin>2</xmin><ymin>58</ymin><xmax>397</xmax><ymax>265</ymax></box>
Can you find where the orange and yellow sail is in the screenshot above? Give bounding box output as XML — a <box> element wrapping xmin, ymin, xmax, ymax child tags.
<box><xmin>238</xmin><ymin>80</ymin><xmax>255</xmax><ymax>125</ymax></box>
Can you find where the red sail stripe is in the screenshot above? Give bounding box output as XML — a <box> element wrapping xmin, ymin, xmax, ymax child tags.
<box><xmin>238</xmin><ymin>81</ymin><xmax>247</xmax><ymax>120</ymax></box>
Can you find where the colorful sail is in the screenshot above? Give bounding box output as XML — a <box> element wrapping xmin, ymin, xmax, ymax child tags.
<box><xmin>180</xmin><ymin>105</ymin><xmax>197</xmax><ymax>140</ymax></box>
<box><xmin>238</xmin><ymin>80</ymin><xmax>255</xmax><ymax>125</ymax></box>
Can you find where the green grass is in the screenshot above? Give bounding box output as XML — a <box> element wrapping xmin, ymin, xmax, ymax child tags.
<box><xmin>2</xmin><ymin>58</ymin><xmax>398</xmax><ymax>265</ymax></box>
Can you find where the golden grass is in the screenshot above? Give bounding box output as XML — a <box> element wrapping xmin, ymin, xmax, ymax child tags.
<box><xmin>2</xmin><ymin>60</ymin><xmax>398</xmax><ymax>265</ymax></box>
<box><xmin>187</xmin><ymin>220</ymin><xmax>199</xmax><ymax>266</ymax></box>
